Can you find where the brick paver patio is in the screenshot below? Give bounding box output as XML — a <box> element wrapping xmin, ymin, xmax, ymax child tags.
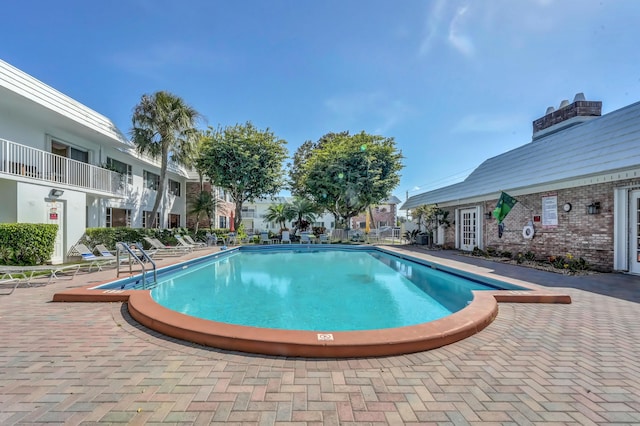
<box><xmin>1</xmin><ymin>247</ymin><xmax>639</xmax><ymax>425</ymax></box>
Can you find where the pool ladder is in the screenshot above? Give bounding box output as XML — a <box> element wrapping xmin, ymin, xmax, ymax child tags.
<box><xmin>116</xmin><ymin>242</ymin><xmax>157</xmax><ymax>289</ymax></box>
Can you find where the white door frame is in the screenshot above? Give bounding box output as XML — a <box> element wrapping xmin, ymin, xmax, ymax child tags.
<box><xmin>629</xmin><ymin>190</ymin><xmax>640</xmax><ymax>275</ymax></box>
<box><xmin>45</xmin><ymin>199</ymin><xmax>65</xmax><ymax>264</ymax></box>
<box><xmin>458</xmin><ymin>207</ymin><xmax>478</xmax><ymax>251</ymax></box>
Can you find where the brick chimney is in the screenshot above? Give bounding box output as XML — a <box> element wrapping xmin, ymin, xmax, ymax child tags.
<box><xmin>532</xmin><ymin>93</ymin><xmax>602</xmax><ymax>140</ymax></box>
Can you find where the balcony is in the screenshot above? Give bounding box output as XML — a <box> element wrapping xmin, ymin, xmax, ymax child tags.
<box><xmin>0</xmin><ymin>138</ymin><xmax>122</xmax><ymax>196</ymax></box>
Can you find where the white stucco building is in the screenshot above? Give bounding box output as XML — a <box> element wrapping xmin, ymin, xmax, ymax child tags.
<box><xmin>241</xmin><ymin>197</ymin><xmax>336</xmax><ymax>235</ymax></box>
<box><xmin>0</xmin><ymin>60</ymin><xmax>189</xmax><ymax>263</ymax></box>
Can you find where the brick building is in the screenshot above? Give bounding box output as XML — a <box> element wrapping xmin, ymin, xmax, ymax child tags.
<box><xmin>351</xmin><ymin>195</ymin><xmax>401</xmax><ymax>230</ymax></box>
<box><xmin>402</xmin><ymin>94</ymin><xmax>640</xmax><ymax>273</ymax></box>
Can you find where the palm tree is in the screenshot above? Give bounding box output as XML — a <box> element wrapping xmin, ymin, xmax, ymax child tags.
<box><xmin>263</xmin><ymin>203</ymin><xmax>294</xmax><ymax>231</ymax></box>
<box><xmin>289</xmin><ymin>197</ymin><xmax>318</xmax><ymax>234</ymax></box>
<box><xmin>130</xmin><ymin>91</ymin><xmax>201</xmax><ymax>228</ymax></box>
<box><xmin>189</xmin><ymin>191</ymin><xmax>217</xmax><ymax>234</ymax></box>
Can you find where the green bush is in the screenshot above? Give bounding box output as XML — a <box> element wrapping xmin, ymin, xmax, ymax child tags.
<box><xmin>0</xmin><ymin>223</ymin><xmax>58</xmax><ymax>265</ymax></box>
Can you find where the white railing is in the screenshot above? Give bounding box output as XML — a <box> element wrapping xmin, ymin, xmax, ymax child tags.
<box><xmin>0</xmin><ymin>138</ymin><xmax>121</xmax><ymax>195</ymax></box>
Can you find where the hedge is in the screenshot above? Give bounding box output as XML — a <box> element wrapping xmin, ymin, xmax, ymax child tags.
<box><xmin>0</xmin><ymin>223</ymin><xmax>58</xmax><ymax>265</ymax></box>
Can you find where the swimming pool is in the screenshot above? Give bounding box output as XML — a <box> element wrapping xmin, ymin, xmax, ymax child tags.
<box><xmin>54</xmin><ymin>245</ymin><xmax>571</xmax><ymax>357</ymax></box>
<box><xmin>149</xmin><ymin>248</ymin><xmax>525</xmax><ymax>331</ymax></box>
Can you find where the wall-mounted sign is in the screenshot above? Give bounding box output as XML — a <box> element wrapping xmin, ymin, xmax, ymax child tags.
<box><xmin>49</xmin><ymin>207</ymin><xmax>58</xmax><ymax>220</ymax></box>
<box><xmin>542</xmin><ymin>195</ymin><xmax>558</xmax><ymax>228</ymax></box>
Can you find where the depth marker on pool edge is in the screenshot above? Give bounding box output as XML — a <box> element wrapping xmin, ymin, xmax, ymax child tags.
<box><xmin>317</xmin><ymin>333</ymin><xmax>334</xmax><ymax>341</ymax></box>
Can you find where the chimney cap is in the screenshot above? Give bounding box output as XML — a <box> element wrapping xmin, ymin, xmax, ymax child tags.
<box><xmin>545</xmin><ymin>106</ymin><xmax>555</xmax><ymax>114</ymax></box>
<box><xmin>573</xmin><ymin>92</ymin><xmax>586</xmax><ymax>102</ymax></box>
<box><xmin>559</xmin><ymin>99</ymin><xmax>570</xmax><ymax>109</ymax></box>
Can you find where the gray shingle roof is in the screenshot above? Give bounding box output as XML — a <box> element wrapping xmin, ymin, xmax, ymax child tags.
<box><xmin>402</xmin><ymin>100</ymin><xmax>640</xmax><ymax>210</ymax></box>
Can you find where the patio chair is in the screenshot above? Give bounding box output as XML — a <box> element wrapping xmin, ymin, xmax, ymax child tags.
<box><xmin>0</xmin><ymin>263</ymin><xmax>81</xmax><ymax>292</ymax></box>
<box><xmin>300</xmin><ymin>232</ymin><xmax>312</xmax><ymax>244</ymax></box>
<box><xmin>143</xmin><ymin>237</ymin><xmax>191</xmax><ymax>256</ymax></box>
<box><xmin>281</xmin><ymin>230</ymin><xmax>292</xmax><ymax>244</ymax></box>
<box><xmin>260</xmin><ymin>232</ymin><xmax>271</xmax><ymax>244</ymax></box>
<box><xmin>319</xmin><ymin>234</ymin><xmax>329</xmax><ymax>244</ymax></box>
<box><xmin>183</xmin><ymin>235</ymin><xmax>207</xmax><ymax>248</ymax></box>
<box><xmin>95</xmin><ymin>244</ymin><xmax>151</xmax><ymax>264</ymax></box>
<box><xmin>74</xmin><ymin>243</ymin><xmax>117</xmax><ymax>272</ymax></box>
<box><xmin>175</xmin><ymin>235</ymin><xmax>208</xmax><ymax>250</ymax></box>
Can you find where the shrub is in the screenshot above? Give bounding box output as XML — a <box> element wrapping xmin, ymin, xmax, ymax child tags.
<box><xmin>0</xmin><ymin>223</ymin><xmax>58</xmax><ymax>265</ymax></box>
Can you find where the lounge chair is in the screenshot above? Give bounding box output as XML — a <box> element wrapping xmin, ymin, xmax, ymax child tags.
<box><xmin>0</xmin><ymin>263</ymin><xmax>81</xmax><ymax>292</ymax></box>
<box><xmin>143</xmin><ymin>237</ymin><xmax>191</xmax><ymax>256</ymax></box>
<box><xmin>281</xmin><ymin>231</ymin><xmax>291</xmax><ymax>244</ymax></box>
<box><xmin>95</xmin><ymin>244</ymin><xmax>150</xmax><ymax>264</ymax></box>
<box><xmin>226</xmin><ymin>232</ymin><xmax>237</xmax><ymax>245</ymax></box>
<box><xmin>175</xmin><ymin>235</ymin><xmax>207</xmax><ymax>250</ymax></box>
<box><xmin>260</xmin><ymin>232</ymin><xmax>271</xmax><ymax>244</ymax></box>
<box><xmin>74</xmin><ymin>243</ymin><xmax>117</xmax><ymax>272</ymax></box>
<box><xmin>300</xmin><ymin>232</ymin><xmax>312</xmax><ymax>244</ymax></box>
<box><xmin>183</xmin><ymin>235</ymin><xmax>207</xmax><ymax>248</ymax></box>
<box><xmin>319</xmin><ymin>234</ymin><xmax>329</xmax><ymax>244</ymax></box>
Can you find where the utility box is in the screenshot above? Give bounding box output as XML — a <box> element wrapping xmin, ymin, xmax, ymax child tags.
<box><xmin>417</xmin><ymin>234</ymin><xmax>429</xmax><ymax>245</ymax></box>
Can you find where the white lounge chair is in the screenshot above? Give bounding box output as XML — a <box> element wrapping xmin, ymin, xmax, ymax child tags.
<box><xmin>143</xmin><ymin>237</ymin><xmax>191</xmax><ymax>256</ymax></box>
<box><xmin>300</xmin><ymin>232</ymin><xmax>312</xmax><ymax>244</ymax></box>
<box><xmin>175</xmin><ymin>235</ymin><xmax>207</xmax><ymax>250</ymax></box>
<box><xmin>183</xmin><ymin>235</ymin><xmax>207</xmax><ymax>248</ymax></box>
<box><xmin>281</xmin><ymin>231</ymin><xmax>291</xmax><ymax>244</ymax></box>
<box><xmin>0</xmin><ymin>263</ymin><xmax>81</xmax><ymax>292</ymax></box>
<box><xmin>74</xmin><ymin>243</ymin><xmax>117</xmax><ymax>272</ymax></box>
<box><xmin>319</xmin><ymin>234</ymin><xmax>329</xmax><ymax>244</ymax></box>
<box><xmin>260</xmin><ymin>232</ymin><xmax>271</xmax><ymax>244</ymax></box>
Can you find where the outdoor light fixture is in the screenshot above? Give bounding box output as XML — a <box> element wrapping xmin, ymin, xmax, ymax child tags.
<box><xmin>484</xmin><ymin>212</ymin><xmax>493</xmax><ymax>219</ymax></box>
<box><xmin>49</xmin><ymin>189</ymin><xmax>64</xmax><ymax>197</ymax></box>
<box><xmin>587</xmin><ymin>202</ymin><xmax>600</xmax><ymax>215</ymax></box>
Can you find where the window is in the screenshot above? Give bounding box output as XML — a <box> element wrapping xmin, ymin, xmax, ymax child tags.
<box><xmin>143</xmin><ymin>210</ymin><xmax>160</xmax><ymax>228</ymax></box>
<box><xmin>106</xmin><ymin>208</ymin><xmax>131</xmax><ymax>228</ymax></box>
<box><xmin>168</xmin><ymin>214</ymin><xmax>180</xmax><ymax>228</ymax></box>
<box><xmin>241</xmin><ymin>207</ymin><xmax>256</xmax><ymax>218</ymax></box>
<box><xmin>219</xmin><ymin>216</ymin><xmax>227</xmax><ymax>229</ymax></box>
<box><xmin>359</xmin><ymin>221</ymin><xmax>366</xmax><ymax>228</ymax></box>
<box><xmin>106</xmin><ymin>157</ymin><xmax>133</xmax><ymax>185</ymax></box>
<box><xmin>70</xmin><ymin>147</ymin><xmax>88</xmax><ymax>163</ymax></box>
<box><xmin>313</xmin><ymin>222</ymin><xmax>325</xmax><ymax>228</ymax></box>
<box><xmin>51</xmin><ymin>140</ymin><xmax>89</xmax><ymax>163</ymax></box>
<box><xmin>169</xmin><ymin>179</ymin><xmax>181</xmax><ymax>197</ymax></box>
<box><xmin>143</xmin><ymin>170</ymin><xmax>160</xmax><ymax>191</ymax></box>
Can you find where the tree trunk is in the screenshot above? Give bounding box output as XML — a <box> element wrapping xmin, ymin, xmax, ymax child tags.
<box><xmin>149</xmin><ymin>145</ymin><xmax>169</xmax><ymax>229</ymax></box>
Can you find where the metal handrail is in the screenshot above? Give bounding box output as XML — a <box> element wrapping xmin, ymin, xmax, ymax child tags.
<box><xmin>133</xmin><ymin>242</ymin><xmax>157</xmax><ymax>285</ymax></box>
<box><xmin>116</xmin><ymin>242</ymin><xmax>157</xmax><ymax>289</ymax></box>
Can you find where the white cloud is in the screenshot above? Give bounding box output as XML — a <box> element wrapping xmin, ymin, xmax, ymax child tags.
<box><xmin>448</xmin><ymin>5</ymin><xmax>474</xmax><ymax>57</ymax></box>
<box><xmin>418</xmin><ymin>0</ymin><xmax>447</xmax><ymax>56</ymax></box>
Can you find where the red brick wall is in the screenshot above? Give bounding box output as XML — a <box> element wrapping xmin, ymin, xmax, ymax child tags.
<box><xmin>439</xmin><ymin>179</ymin><xmax>640</xmax><ymax>271</ymax></box>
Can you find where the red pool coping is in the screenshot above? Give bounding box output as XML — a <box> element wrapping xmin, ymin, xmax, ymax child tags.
<box><xmin>53</xmin><ymin>282</ymin><xmax>570</xmax><ymax>358</ymax></box>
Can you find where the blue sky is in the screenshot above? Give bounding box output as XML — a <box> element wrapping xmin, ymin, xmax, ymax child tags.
<box><xmin>3</xmin><ymin>0</ymin><xmax>639</xmax><ymax>201</ymax></box>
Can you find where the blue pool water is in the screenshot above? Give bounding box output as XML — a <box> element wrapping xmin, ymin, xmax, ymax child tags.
<box><xmin>110</xmin><ymin>247</ymin><xmax>527</xmax><ymax>332</ymax></box>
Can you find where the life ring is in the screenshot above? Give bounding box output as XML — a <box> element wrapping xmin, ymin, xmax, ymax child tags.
<box><xmin>522</xmin><ymin>224</ymin><xmax>535</xmax><ymax>239</ymax></box>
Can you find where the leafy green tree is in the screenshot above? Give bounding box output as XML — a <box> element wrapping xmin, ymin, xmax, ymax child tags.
<box><xmin>197</xmin><ymin>122</ymin><xmax>288</xmax><ymax>230</ymax></box>
<box><xmin>263</xmin><ymin>203</ymin><xmax>295</xmax><ymax>231</ymax></box>
<box><xmin>291</xmin><ymin>131</ymin><xmax>403</xmax><ymax>229</ymax></box>
<box><xmin>130</xmin><ymin>91</ymin><xmax>201</xmax><ymax>228</ymax></box>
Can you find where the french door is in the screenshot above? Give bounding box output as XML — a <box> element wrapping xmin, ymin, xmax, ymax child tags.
<box><xmin>630</xmin><ymin>191</ymin><xmax>640</xmax><ymax>275</ymax></box>
<box><xmin>459</xmin><ymin>208</ymin><xmax>477</xmax><ymax>251</ymax></box>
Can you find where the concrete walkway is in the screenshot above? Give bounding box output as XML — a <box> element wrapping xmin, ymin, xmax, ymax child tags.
<box><xmin>1</xmin><ymin>246</ymin><xmax>639</xmax><ymax>425</ymax></box>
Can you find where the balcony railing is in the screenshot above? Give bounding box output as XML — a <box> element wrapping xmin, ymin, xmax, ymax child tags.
<box><xmin>0</xmin><ymin>138</ymin><xmax>121</xmax><ymax>195</ymax></box>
